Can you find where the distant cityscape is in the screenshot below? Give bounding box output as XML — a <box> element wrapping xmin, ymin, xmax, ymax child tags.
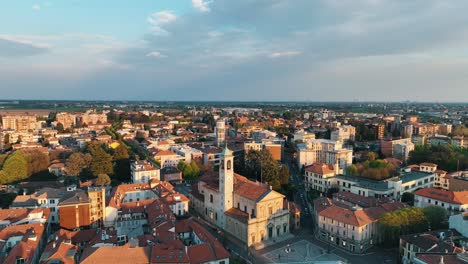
<box><xmin>0</xmin><ymin>100</ymin><xmax>466</xmax><ymax>264</ymax></box>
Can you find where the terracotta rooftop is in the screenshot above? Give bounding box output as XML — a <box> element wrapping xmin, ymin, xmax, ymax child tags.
<box><xmin>224</xmin><ymin>208</ymin><xmax>249</xmax><ymax>223</ymax></box>
<box><xmin>305</xmin><ymin>162</ymin><xmax>335</xmax><ymax>175</ymax></box>
<box><xmin>415</xmin><ymin>188</ymin><xmax>468</xmax><ymax>205</ymax></box>
<box><xmin>80</xmin><ymin>245</ymin><xmax>151</xmax><ymax>264</ymax></box>
<box><xmin>421</xmin><ymin>162</ymin><xmax>438</xmax><ymax>167</ymax></box>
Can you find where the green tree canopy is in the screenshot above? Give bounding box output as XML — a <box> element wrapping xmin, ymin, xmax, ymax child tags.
<box><xmin>87</xmin><ymin>141</ymin><xmax>113</xmax><ymax>176</ymax></box>
<box><xmin>66</xmin><ymin>153</ymin><xmax>92</xmax><ymax>177</ymax></box>
<box><xmin>379</xmin><ymin>207</ymin><xmax>428</xmax><ymax>246</ymax></box>
<box><xmin>423</xmin><ymin>206</ymin><xmax>448</xmax><ymax>230</ymax></box>
<box><xmin>96</xmin><ymin>173</ymin><xmax>111</xmax><ymax>186</ymax></box>
<box><xmin>0</xmin><ymin>150</ymin><xmax>28</xmax><ymax>184</ymax></box>
<box><xmin>408</xmin><ymin>145</ymin><xmax>468</xmax><ymax>172</ymax></box>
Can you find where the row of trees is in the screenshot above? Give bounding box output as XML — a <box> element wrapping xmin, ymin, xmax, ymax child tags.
<box><xmin>408</xmin><ymin>145</ymin><xmax>468</xmax><ymax>172</ymax></box>
<box><xmin>65</xmin><ymin>140</ymin><xmax>131</xmax><ymax>182</ymax></box>
<box><xmin>346</xmin><ymin>159</ymin><xmax>398</xmax><ymax>180</ymax></box>
<box><xmin>379</xmin><ymin>206</ymin><xmax>447</xmax><ymax>246</ymax></box>
<box><xmin>0</xmin><ymin>150</ymin><xmax>52</xmax><ymax>184</ymax></box>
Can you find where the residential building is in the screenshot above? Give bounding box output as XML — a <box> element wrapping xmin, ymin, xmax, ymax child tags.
<box><xmin>304</xmin><ymin>162</ymin><xmax>336</xmax><ymax>192</ymax></box>
<box><xmin>414</xmin><ymin>188</ymin><xmax>468</xmax><ymax>214</ymax></box>
<box><xmin>1</xmin><ymin>114</ymin><xmax>38</xmax><ymax>131</ymax></box>
<box><xmin>0</xmin><ymin>224</ymin><xmax>47</xmax><ymax>264</ymax></box>
<box><xmin>448</xmin><ymin>172</ymin><xmax>468</xmax><ymax>191</ymax></box>
<box><xmin>449</xmin><ymin>212</ymin><xmax>468</xmax><ymax>238</ymax></box>
<box><xmin>331</xmin><ymin>125</ymin><xmax>356</xmax><ymax>145</ymax></box>
<box><xmin>56</xmin><ymin>112</ymin><xmax>77</xmax><ymax>129</ymax></box>
<box><xmin>381</xmin><ymin>138</ymin><xmax>414</xmax><ymax>161</ymax></box>
<box><xmin>161</xmin><ymin>166</ymin><xmax>183</xmax><ymax>183</ymax></box>
<box><xmin>400</xmin><ymin>230</ymin><xmax>463</xmax><ymax>264</ymax></box>
<box><xmin>58</xmin><ymin>192</ymin><xmax>92</xmax><ymax>230</ymax></box>
<box><xmin>335</xmin><ymin>165</ymin><xmax>436</xmax><ymax>200</ymax></box>
<box><xmin>131</xmin><ymin>160</ymin><xmax>161</xmax><ymax>183</ymax></box>
<box><xmin>315</xmin><ymin>197</ymin><xmax>406</xmax><ymax>253</ymax></box>
<box><xmin>297</xmin><ymin>139</ymin><xmax>353</xmax><ymax>174</ymax></box>
<box><xmin>87</xmin><ymin>187</ymin><xmax>106</xmax><ymax>228</ymax></box>
<box><xmin>10</xmin><ymin>187</ymin><xmax>71</xmax><ymax>224</ymax></box>
<box><xmin>413</xmin><ymin>253</ymin><xmax>468</xmax><ymax>264</ymax></box>
<box><xmin>153</xmin><ymin>150</ymin><xmax>182</xmax><ymax>168</ymax></box>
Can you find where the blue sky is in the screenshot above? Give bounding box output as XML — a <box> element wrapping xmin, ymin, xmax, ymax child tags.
<box><xmin>1</xmin><ymin>0</ymin><xmax>468</xmax><ymax>101</ymax></box>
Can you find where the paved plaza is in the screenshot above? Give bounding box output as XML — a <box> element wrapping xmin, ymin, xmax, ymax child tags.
<box><xmin>262</xmin><ymin>240</ymin><xmax>347</xmax><ymax>263</ymax></box>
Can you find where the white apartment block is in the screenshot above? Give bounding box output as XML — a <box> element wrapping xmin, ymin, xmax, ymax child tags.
<box><xmin>331</xmin><ymin>125</ymin><xmax>356</xmax><ymax>145</ymax></box>
<box><xmin>131</xmin><ymin>160</ymin><xmax>160</xmax><ymax>183</ymax></box>
<box><xmin>297</xmin><ymin>139</ymin><xmax>352</xmax><ymax>174</ymax></box>
<box><xmin>414</xmin><ymin>188</ymin><xmax>468</xmax><ymax>214</ymax></box>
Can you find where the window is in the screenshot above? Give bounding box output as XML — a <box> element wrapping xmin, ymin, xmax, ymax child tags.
<box><xmin>227</xmin><ymin>160</ymin><xmax>231</xmax><ymax>170</ymax></box>
<box><xmin>16</xmin><ymin>258</ymin><xmax>26</xmax><ymax>264</ymax></box>
<box><xmin>244</xmin><ymin>206</ymin><xmax>247</xmax><ymax>213</ymax></box>
<box><xmin>237</xmin><ymin>203</ymin><xmax>240</xmax><ymax>208</ymax></box>
<box><xmin>50</xmin><ymin>199</ymin><xmax>55</xmax><ymax>204</ymax></box>
<box><xmin>210</xmin><ymin>194</ymin><xmax>213</xmax><ymax>203</ymax></box>
<box><xmin>268</xmin><ymin>206</ymin><xmax>273</xmax><ymax>215</ymax></box>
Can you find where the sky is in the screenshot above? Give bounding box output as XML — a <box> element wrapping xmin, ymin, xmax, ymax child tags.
<box><xmin>1</xmin><ymin>0</ymin><xmax>468</xmax><ymax>102</ymax></box>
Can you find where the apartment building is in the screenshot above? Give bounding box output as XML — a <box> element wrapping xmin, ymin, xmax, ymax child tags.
<box><xmin>297</xmin><ymin>139</ymin><xmax>352</xmax><ymax>174</ymax></box>
<box><xmin>414</xmin><ymin>188</ymin><xmax>468</xmax><ymax>214</ymax></box>
<box><xmin>131</xmin><ymin>160</ymin><xmax>161</xmax><ymax>183</ymax></box>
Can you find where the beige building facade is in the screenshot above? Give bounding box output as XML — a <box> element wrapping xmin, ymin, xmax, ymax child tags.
<box><xmin>190</xmin><ymin>147</ymin><xmax>290</xmax><ymax>247</ymax></box>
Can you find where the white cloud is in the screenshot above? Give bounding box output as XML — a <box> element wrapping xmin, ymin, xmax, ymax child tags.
<box><xmin>269</xmin><ymin>51</ymin><xmax>301</xmax><ymax>58</ymax></box>
<box><xmin>147</xmin><ymin>11</ymin><xmax>176</xmax><ymax>25</ymax></box>
<box><xmin>32</xmin><ymin>4</ymin><xmax>41</xmax><ymax>11</ymax></box>
<box><xmin>147</xmin><ymin>11</ymin><xmax>177</xmax><ymax>35</ymax></box>
<box><xmin>192</xmin><ymin>0</ymin><xmax>210</xmax><ymax>12</ymax></box>
<box><xmin>146</xmin><ymin>51</ymin><xmax>167</xmax><ymax>58</ymax></box>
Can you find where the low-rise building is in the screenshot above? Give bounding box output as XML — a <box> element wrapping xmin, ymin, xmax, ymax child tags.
<box><xmin>315</xmin><ymin>197</ymin><xmax>406</xmax><ymax>253</ymax></box>
<box><xmin>400</xmin><ymin>230</ymin><xmax>464</xmax><ymax>264</ymax></box>
<box><xmin>304</xmin><ymin>162</ymin><xmax>336</xmax><ymax>192</ymax></box>
<box><xmin>414</xmin><ymin>188</ymin><xmax>468</xmax><ymax>214</ymax></box>
<box><xmin>131</xmin><ymin>160</ymin><xmax>161</xmax><ymax>183</ymax></box>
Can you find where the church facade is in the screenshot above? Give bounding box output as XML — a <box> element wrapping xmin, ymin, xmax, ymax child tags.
<box><xmin>190</xmin><ymin>147</ymin><xmax>290</xmax><ymax>247</ymax></box>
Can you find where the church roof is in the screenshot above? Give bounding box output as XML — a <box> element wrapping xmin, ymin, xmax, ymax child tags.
<box><xmin>224</xmin><ymin>208</ymin><xmax>249</xmax><ymax>223</ymax></box>
<box><xmin>198</xmin><ymin>171</ymin><xmax>272</xmax><ymax>202</ymax></box>
<box><xmin>233</xmin><ymin>175</ymin><xmax>271</xmax><ymax>202</ymax></box>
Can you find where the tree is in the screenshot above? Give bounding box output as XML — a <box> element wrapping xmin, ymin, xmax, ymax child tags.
<box><xmin>401</xmin><ymin>192</ymin><xmax>415</xmax><ymax>205</ymax></box>
<box><xmin>26</xmin><ymin>150</ymin><xmax>50</xmax><ymax>176</ymax></box>
<box><xmin>96</xmin><ymin>173</ymin><xmax>111</xmax><ymax>186</ymax></box>
<box><xmin>56</xmin><ymin>122</ymin><xmax>64</xmax><ymax>133</ymax></box>
<box><xmin>245</xmin><ymin>150</ymin><xmax>279</xmax><ymax>184</ymax></box>
<box><xmin>380</xmin><ymin>207</ymin><xmax>428</xmax><ymax>246</ymax></box>
<box><xmin>3</xmin><ymin>133</ymin><xmax>10</xmax><ymax>150</ymax></box>
<box><xmin>0</xmin><ymin>150</ymin><xmax>28</xmax><ymax>184</ymax></box>
<box><xmin>113</xmin><ymin>142</ymin><xmax>130</xmax><ymax>181</ymax></box>
<box><xmin>87</xmin><ymin>141</ymin><xmax>113</xmax><ymax>176</ymax></box>
<box><xmin>346</xmin><ymin>164</ymin><xmax>358</xmax><ymax>176</ymax></box>
<box><xmin>177</xmin><ymin>160</ymin><xmax>200</xmax><ymax>180</ymax></box>
<box><xmin>278</xmin><ymin>165</ymin><xmax>290</xmax><ymax>185</ymax></box>
<box><xmin>66</xmin><ymin>153</ymin><xmax>92</xmax><ymax>176</ymax></box>
<box><xmin>423</xmin><ymin>206</ymin><xmax>448</xmax><ymax>230</ymax></box>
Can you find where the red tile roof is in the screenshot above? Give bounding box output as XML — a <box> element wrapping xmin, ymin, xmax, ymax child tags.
<box><xmin>415</xmin><ymin>188</ymin><xmax>468</xmax><ymax>205</ymax></box>
<box><xmin>305</xmin><ymin>162</ymin><xmax>335</xmax><ymax>175</ymax></box>
<box><xmin>80</xmin><ymin>245</ymin><xmax>151</xmax><ymax>264</ymax></box>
